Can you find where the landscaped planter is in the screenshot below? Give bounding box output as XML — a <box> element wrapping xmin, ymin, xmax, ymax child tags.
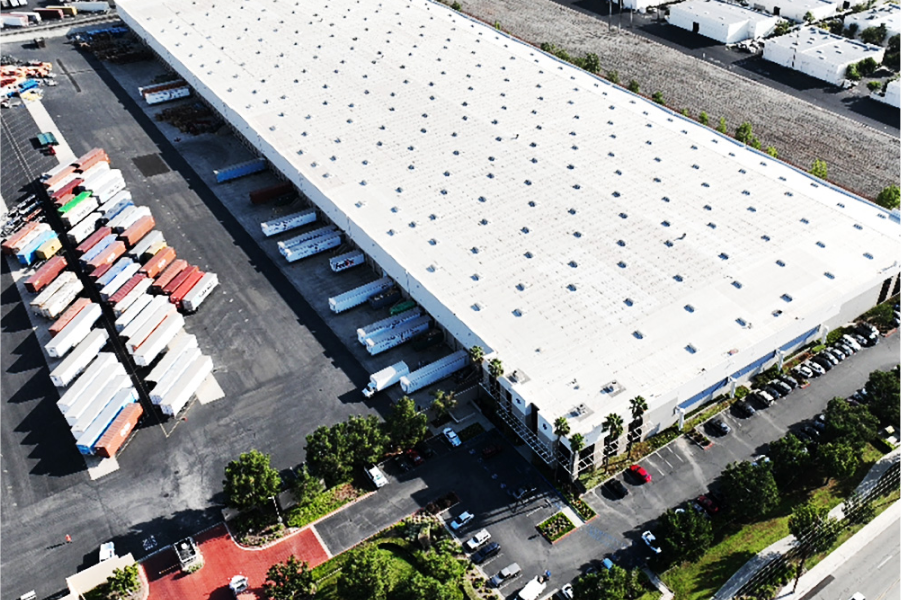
<box><xmin>536</xmin><ymin>512</ymin><xmax>575</xmax><ymax>543</ymax></box>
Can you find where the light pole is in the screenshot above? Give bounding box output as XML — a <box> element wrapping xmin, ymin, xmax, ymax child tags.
<box><xmin>270</xmin><ymin>495</ymin><xmax>283</xmax><ymax>526</ymax></box>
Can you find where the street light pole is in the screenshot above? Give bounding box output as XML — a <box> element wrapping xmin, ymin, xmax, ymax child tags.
<box><xmin>270</xmin><ymin>495</ymin><xmax>283</xmax><ymax>526</ymax></box>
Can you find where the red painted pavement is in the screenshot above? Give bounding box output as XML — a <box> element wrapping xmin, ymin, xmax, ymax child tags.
<box><xmin>144</xmin><ymin>525</ymin><xmax>329</xmax><ymax>600</ymax></box>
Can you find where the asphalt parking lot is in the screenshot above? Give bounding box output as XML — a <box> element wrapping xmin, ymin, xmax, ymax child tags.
<box><xmin>559</xmin><ymin>0</ymin><xmax>900</xmax><ymax>134</ymax></box>
<box><xmin>0</xmin><ymin>37</ymin><xmax>373</xmax><ymax>599</ymax></box>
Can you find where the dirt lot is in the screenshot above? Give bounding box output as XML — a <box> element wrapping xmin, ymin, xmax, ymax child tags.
<box><xmin>456</xmin><ymin>0</ymin><xmax>898</xmax><ymax>200</ymax></box>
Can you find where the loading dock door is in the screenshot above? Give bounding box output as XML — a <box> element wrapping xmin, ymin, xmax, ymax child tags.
<box><xmin>773</xmin><ymin>6</ymin><xmax>780</xmax><ymax>15</ymax></box>
<box><xmin>692</xmin><ymin>21</ymin><xmax>700</xmax><ymax>34</ymax></box>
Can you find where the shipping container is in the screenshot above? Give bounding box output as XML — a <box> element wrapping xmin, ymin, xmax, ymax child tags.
<box><xmin>399</xmin><ymin>351</ymin><xmax>470</xmax><ymax>394</ymax></box>
<box><xmin>74</xmin><ymin>160</ymin><xmax>109</xmax><ymax>185</ymax></box>
<box><xmin>9</xmin><ymin>11</ymin><xmax>41</xmax><ymax>24</ymax></box>
<box><xmin>17</xmin><ymin>231</ymin><xmax>57</xmax><ymax>266</ymax></box>
<box><xmin>140</xmin><ymin>246</ymin><xmax>175</xmax><ymax>279</ymax></box>
<box><xmin>69</xmin><ymin>1</ymin><xmax>111</xmax><ymax>13</ymax></box>
<box><xmin>112</xmin><ymin>277</ymin><xmax>152</xmax><ymax>315</ymax></box>
<box><xmin>99</xmin><ymin>262</ymin><xmax>142</xmax><ymax>301</ymax></box>
<box><xmin>70</xmin><ymin>375</ymin><xmax>131</xmax><ymax>435</ymax></box>
<box><xmin>160</xmin><ymin>355</ymin><xmax>213</xmax><ymax>416</ymax></box>
<box><xmin>180</xmin><ymin>273</ymin><xmax>218</xmax><ymax>313</ymax></box>
<box><xmin>42</xmin><ymin>162</ymin><xmax>75</xmax><ymax>183</ymax></box>
<box><xmin>3</xmin><ymin>220</ymin><xmax>41</xmax><ymax>254</ymax></box>
<box><xmin>80</xmin><ymin>233</ymin><xmax>116</xmax><ymax>264</ymax></box>
<box><xmin>260</xmin><ymin>208</ymin><xmax>316</xmax><ymax>236</ymax></box>
<box><xmin>362</xmin><ymin>361</ymin><xmax>410</xmax><ymax>398</ymax></box>
<box><xmin>45</xmin><ymin>303</ymin><xmax>102</xmax><ymax>358</ymax></box>
<box><xmin>328</xmin><ymin>277</ymin><xmax>394</xmax><ymax>314</ymax></box>
<box><xmin>53</xmin><ymin>192</ymin><xmax>75</xmax><ymax>208</ymax></box>
<box><xmin>133</xmin><ymin>312</ymin><xmax>185</xmax><ymax>366</ymax></box>
<box><xmin>146</xmin><ymin>332</ymin><xmax>197</xmax><ymax>383</ymax></box>
<box><xmin>368</xmin><ymin>288</ymin><xmax>401</xmax><ymax>310</ymax></box>
<box><xmin>51</xmin><ymin>178</ymin><xmax>84</xmax><ymax>204</ymax></box>
<box><xmin>33</xmin><ymin>8</ymin><xmax>64</xmax><ymax>19</ymax></box>
<box><xmin>98</xmin><ymin>190</ymin><xmax>131</xmax><ymax>217</ymax></box>
<box><xmin>42</xmin><ymin>165</ymin><xmax>76</xmax><ymax>190</ymax></box>
<box><xmin>250</xmin><ymin>181</ymin><xmax>295</xmax><ymax>205</ymax></box>
<box><xmin>364</xmin><ymin>315</ymin><xmax>431</xmax><ymax>356</ymax></box>
<box><xmin>10</xmin><ymin>222</ymin><xmax>51</xmax><ymax>255</ymax></box>
<box><xmin>24</xmin><ymin>255</ymin><xmax>67</xmax><ymax>293</ymax></box>
<box><xmin>357</xmin><ymin>308</ymin><xmax>423</xmax><ymax>344</ymax></box>
<box><xmin>36</xmin><ymin>236</ymin><xmax>62</xmax><ymax>260</ymax></box>
<box><xmin>1</xmin><ymin>14</ymin><xmax>28</xmax><ymax>27</ymax></box>
<box><xmin>86</xmin><ymin>241</ymin><xmax>126</xmax><ymax>274</ymax></box>
<box><xmin>56</xmin><ymin>353</ymin><xmax>117</xmax><ymax>413</ymax></box>
<box><xmin>162</xmin><ymin>265</ymin><xmax>197</xmax><ymax>296</ymax></box>
<box><xmin>170</xmin><ymin>269</ymin><xmax>204</xmax><ymax>308</ymax></box>
<box><xmin>46</xmin><ymin>172</ymin><xmax>78</xmax><ymax>196</ymax></box>
<box><xmin>329</xmin><ymin>251</ymin><xmax>365</xmax><ymax>273</ymax></box>
<box><xmin>150</xmin><ymin>347</ymin><xmax>201</xmax><ymax>403</ymax></box>
<box><xmin>277</xmin><ymin>226</ymin><xmax>336</xmax><ymax>254</ymax></box>
<box><xmin>50</xmin><ymin>298</ymin><xmax>91</xmax><ymax>336</ymax></box>
<box><xmin>50</xmin><ymin>328</ymin><xmax>108</xmax><ymax>387</ymax></box>
<box><xmin>111</xmin><ymin>205</ymin><xmax>149</xmax><ymax>235</ymax></box>
<box><xmin>42</xmin><ymin>279</ymin><xmax>84</xmax><ymax>319</ymax></box>
<box><xmin>47</xmin><ymin>5</ymin><xmax>77</xmax><ymax>17</ymax></box>
<box><xmin>66</xmin><ymin>212</ymin><xmax>103</xmax><ymax>245</ymax></box>
<box><xmin>62</xmin><ymin>197</ymin><xmax>100</xmax><ymax>229</ymax></box>
<box><xmin>95</xmin><ymin>257</ymin><xmax>134</xmax><ymax>289</ymax></box>
<box><xmin>125</xmin><ymin>304</ymin><xmax>178</xmax><ymax>355</ymax></box>
<box><xmin>75</xmin><ymin>388</ymin><xmax>135</xmax><ymax>456</ymax></box>
<box><xmin>31</xmin><ymin>271</ymin><xmax>76</xmax><ymax>310</ymax></box>
<box><xmin>93</xmin><ymin>176</ymin><xmax>126</xmax><ymax>204</ymax></box>
<box><xmin>74</xmin><ymin>147</ymin><xmax>108</xmax><ymax>170</ymax></box>
<box><xmin>62</xmin><ymin>366</ymin><xmax>125</xmax><ymax>427</ymax></box>
<box><xmin>78</xmin><ymin>168</ymin><xmax>118</xmax><ymax>195</ymax></box>
<box><xmin>129</xmin><ymin>230</ymin><xmax>165</xmax><ymax>262</ymax></box>
<box><xmin>214</xmin><ymin>158</ymin><xmax>267</xmax><ymax>184</ymax></box>
<box><xmin>119</xmin><ymin>215</ymin><xmax>154</xmax><ymax>248</ymax></box>
<box><xmin>99</xmin><ymin>199</ymin><xmax>133</xmax><ymax>226</ymax></box>
<box><xmin>93</xmin><ymin>402</ymin><xmax>143</xmax><ymax>459</ymax></box>
<box><xmin>90</xmin><ymin>260</ymin><xmax>114</xmax><ymax>282</ymax></box>
<box><xmin>59</xmin><ymin>190</ymin><xmax>92</xmax><ymax>215</ymax></box>
<box><xmin>108</xmin><ymin>273</ymin><xmax>147</xmax><ymax>305</ymax></box>
<box><xmin>281</xmin><ymin>231</ymin><xmax>341</xmax><ymax>262</ymax></box>
<box><xmin>139</xmin><ymin>80</ymin><xmax>191</xmax><ymax>105</ymax></box>
<box><xmin>151</xmin><ymin>259</ymin><xmax>187</xmax><ymax>294</ymax></box>
<box><xmin>114</xmin><ymin>293</ymin><xmax>152</xmax><ymax>331</ymax></box>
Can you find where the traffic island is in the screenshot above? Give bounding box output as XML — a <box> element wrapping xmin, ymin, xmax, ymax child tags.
<box><xmin>536</xmin><ymin>512</ymin><xmax>576</xmax><ymax>543</ymax></box>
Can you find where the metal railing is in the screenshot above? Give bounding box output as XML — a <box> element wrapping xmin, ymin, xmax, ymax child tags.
<box><xmin>480</xmin><ymin>383</ymin><xmax>554</xmax><ymax>464</ymax></box>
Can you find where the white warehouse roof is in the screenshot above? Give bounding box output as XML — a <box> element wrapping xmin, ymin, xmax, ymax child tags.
<box><xmin>118</xmin><ymin>0</ymin><xmax>900</xmax><ymax>433</ymax></box>
<box><xmin>846</xmin><ymin>3</ymin><xmax>901</xmax><ymax>45</ymax></box>
<box><xmin>766</xmin><ymin>26</ymin><xmax>885</xmax><ymax>66</ymax></box>
<box><xmin>671</xmin><ymin>0</ymin><xmax>778</xmax><ymax>27</ymax></box>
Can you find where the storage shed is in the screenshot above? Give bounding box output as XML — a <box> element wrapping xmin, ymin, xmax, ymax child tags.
<box><xmin>668</xmin><ymin>0</ymin><xmax>779</xmax><ymax>43</ymax></box>
<box><xmin>763</xmin><ymin>27</ymin><xmax>885</xmax><ymax>85</ymax></box>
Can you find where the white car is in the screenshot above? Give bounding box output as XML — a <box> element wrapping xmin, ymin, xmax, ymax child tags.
<box><xmin>365</xmin><ymin>465</ymin><xmax>388</xmax><ymax>488</ymax></box>
<box><xmin>561</xmin><ymin>583</ymin><xmax>574</xmax><ymax>599</ymax></box>
<box><xmin>465</xmin><ymin>528</ymin><xmax>491</xmax><ymax>551</ymax></box>
<box><xmin>642</xmin><ymin>531</ymin><xmax>662</xmax><ymax>554</ymax></box>
<box><xmin>450</xmin><ymin>511</ymin><xmax>474</xmax><ymax>530</ymax></box>
<box><xmin>443</xmin><ymin>427</ymin><xmax>461</xmax><ymax>447</ymax></box>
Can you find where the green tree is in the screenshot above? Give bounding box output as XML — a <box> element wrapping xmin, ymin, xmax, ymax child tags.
<box><xmin>769</xmin><ymin>433</ymin><xmax>811</xmax><ymax>488</ymax></box>
<box><xmin>810</xmin><ymin>158</ymin><xmax>828</xmax><ymax>179</ymax></box>
<box><xmin>788</xmin><ymin>501</ymin><xmax>839</xmax><ymax>591</ymax></box>
<box><xmin>570</xmin><ymin>433</ymin><xmax>586</xmax><ymax>480</ymax></box>
<box><xmin>722</xmin><ymin>461</ymin><xmax>780</xmax><ymax>521</ymax></box>
<box><xmin>652</xmin><ymin>91</ymin><xmax>665</xmax><ymax>104</ymax></box>
<box><xmin>416</xmin><ymin>549</ymin><xmax>466</xmax><ymax>583</ymax></box>
<box><xmin>263</xmin><ymin>555</ymin><xmax>316</xmax><ymax>600</ymax></box>
<box><xmin>468</xmin><ymin>345</ymin><xmax>485</xmax><ymax>364</ymax></box>
<box><xmin>735</xmin><ymin>121</ymin><xmax>754</xmax><ymax>144</ymax></box>
<box><xmin>766</xmin><ymin>146</ymin><xmax>778</xmax><ymax>158</ymax></box>
<box><xmin>681</xmin><ymin>108</ymin><xmax>690</xmax><ymax>117</ymax></box>
<box><xmin>823</xmin><ymin>397</ymin><xmax>878</xmax><ymax>447</ymax></box>
<box><xmin>572</xmin><ymin>564</ymin><xmax>643</xmax><ymax>600</ymax></box>
<box><xmin>628</xmin><ymin>80</ymin><xmax>640</xmax><ymax>93</ymax></box>
<box><xmin>346</xmin><ymin>414</ymin><xmax>389</xmax><ymax>467</ymax></box>
<box><xmin>554</xmin><ymin>416</ymin><xmax>571</xmax><ymax>481</ymax></box>
<box><xmin>583</xmin><ymin>53</ymin><xmax>600</xmax><ymax>73</ymax></box>
<box><xmin>338</xmin><ymin>545</ymin><xmax>393</xmax><ymax>600</ymax></box>
<box><xmin>699</xmin><ymin>111</ymin><xmax>709</xmax><ymax>125</ymax></box>
<box><xmin>884</xmin><ymin>34</ymin><xmax>899</xmax><ymax>69</ymax></box>
<box><xmin>628</xmin><ymin>396</ymin><xmax>648</xmax><ymax>457</ymax></box>
<box><xmin>846</xmin><ymin>63</ymin><xmax>862</xmax><ymax>80</ymax></box>
<box><xmin>305</xmin><ymin>423</ymin><xmax>351</xmax><ymax>487</ymax></box>
<box><xmin>607</xmin><ymin>70</ymin><xmax>620</xmax><ymax>84</ymax></box>
<box><xmin>105</xmin><ymin>564</ymin><xmax>141</xmax><ymax>600</ymax></box>
<box><xmin>866</xmin><ymin>368</ymin><xmax>901</xmax><ymax>426</ymax></box>
<box><xmin>775</xmin><ymin>20</ymin><xmax>792</xmax><ymax>36</ymax></box>
<box><xmin>451</xmin><ymin>1</ymin><xmax>462</xmax><ymax>10</ymax></box>
<box><xmin>819</xmin><ymin>441</ymin><xmax>859</xmax><ymax>482</ymax></box>
<box><xmin>860</xmin><ymin>23</ymin><xmax>888</xmax><ymax>45</ymax></box>
<box><xmin>488</xmin><ymin>358</ymin><xmax>504</xmax><ymax>379</ymax></box>
<box><xmin>223</xmin><ymin>449</ymin><xmax>282</xmax><ymax>511</ymax></box>
<box><xmin>716</xmin><ymin>117</ymin><xmax>727</xmax><ymax>133</ymax></box>
<box><xmin>656</xmin><ymin>506</ymin><xmax>713</xmax><ymax>563</ymax></box>
<box><xmin>431</xmin><ymin>389</ymin><xmax>458</xmax><ymax>420</ymax></box>
<box><xmin>602</xmin><ymin>413</ymin><xmax>624</xmax><ymax>469</ymax></box>
<box><xmin>858</xmin><ymin>56</ymin><xmax>879</xmax><ymax>76</ymax></box>
<box><xmin>292</xmin><ymin>464</ymin><xmax>324</xmax><ymax>508</ymax></box>
<box><xmin>844</xmin><ymin>490</ymin><xmax>876</xmax><ymax>524</ymax></box>
<box><xmin>397</xmin><ymin>573</ymin><xmax>461</xmax><ymax>600</ymax></box>
<box><xmin>387</xmin><ymin>396</ymin><xmax>428</xmax><ymax>449</ymax></box>
<box><xmin>803</xmin><ymin>11</ymin><xmax>815</xmax><ymax>23</ymax></box>
<box><xmin>875</xmin><ymin>185</ymin><xmax>900</xmax><ymax>209</ymax></box>
<box><xmin>844</xmin><ymin>23</ymin><xmax>860</xmax><ymax>38</ymax></box>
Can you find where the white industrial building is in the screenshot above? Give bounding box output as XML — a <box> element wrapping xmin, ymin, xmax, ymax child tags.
<box><xmin>668</xmin><ymin>0</ymin><xmax>779</xmax><ymax>44</ymax></box>
<box><xmin>873</xmin><ymin>78</ymin><xmax>901</xmax><ymax>107</ymax></box>
<box><xmin>846</xmin><ymin>3</ymin><xmax>901</xmax><ymax>46</ymax></box>
<box><xmin>764</xmin><ymin>27</ymin><xmax>885</xmax><ymax>85</ymax></box>
<box><xmin>118</xmin><ymin>0</ymin><xmax>900</xmax><ymax>473</ymax></box>
<box><xmin>751</xmin><ymin>0</ymin><xmax>839</xmax><ymax>22</ymax></box>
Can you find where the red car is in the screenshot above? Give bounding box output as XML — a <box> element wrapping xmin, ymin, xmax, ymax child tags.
<box><xmin>630</xmin><ymin>464</ymin><xmax>652</xmax><ymax>483</ymax></box>
<box><xmin>695</xmin><ymin>494</ymin><xmax>720</xmax><ymax>516</ymax></box>
<box><xmin>405</xmin><ymin>449</ymin><xmax>424</xmax><ymax>466</ymax></box>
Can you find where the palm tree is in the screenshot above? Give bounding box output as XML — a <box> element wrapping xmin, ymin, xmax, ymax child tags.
<box><xmin>468</xmin><ymin>345</ymin><xmax>485</xmax><ymax>365</ymax></box>
<box><xmin>570</xmin><ymin>433</ymin><xmax>586</xmax><ymax>481</ymax></box>
<box><xmin>431</xmin><ymin>389</ymin><xmax>457</xmax><ymax>420</ymax></box>
<box><xmin>553</xmin><ymin>417</ymin><xmax>571</xmax><ymax>482</ymax></box>
<box><xmin>628</xmin><ymin>396</ymin><xmax>648</xmax><ymax>457</ymax></box>
<box><xmin>487</xmin><ymin>358</ymin><xmax>504</xmax><ymax>379</ymax></box>
<box><xmin>602</xmin><ymin>413</ymin><xmax>624</xmax><ymax>471</ymax></box>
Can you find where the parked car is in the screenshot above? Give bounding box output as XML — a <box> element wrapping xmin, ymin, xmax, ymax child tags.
<box><xmin>415</xmin><ymin>440</ymin><xmax>436</xmax><ymax>459</ymax></box>
<box><xmin>794</xmin><ymin>364</ymin><xmax>814</xmax><ymax>379</ymax></box>
<box><xmin>811</xmin><ymin>356</ymin><xmax>833</xmax><ymax>372</ymax></box>
<box><xmin>749</xmin><ymin>392</ymin><xmax>772</xmax><ymax>409</ymax></box>
<box><xmin>481</xmin><ymin>444</ymin><xmax>502</xmax><ymax>459</ymax></box>
<box><xmin>560</xmin><ymin>584</ymin><xmax>574</xmax><ymax>599</ymax></box>
<box><xmin>366</xmin><ymin>466</ymin><xmax>388</xmax><ymax>488</ymax></box>
<box><xmin>489</xmin><ymin>563</ymin><xmax>521</xmax><ymax>587</ymax></box>
<box><xmin>710</xmin><ymin>419</ymin><xmax>731</xmax><ymax>435</ymax></box>
<box><xmin>763</xmin><ymin>385</ymin><xmax>784</xmax><ymax>400</ymax></box>
<box><xmin>770</xmin><ymin>380</ymin><xmax>792</xmax><ymax>396</ymax></box>
<box><xmin>471</xmin><ymin>541</ymin><xmax>501</xmax><ymax>564</ymax></box>
<box><xmin>605</xmin><ymin>478</ymin><xmax>629</xmax><ymax>499</ymax></box>
<box><xmin>450</xmin><ymin>511</ymin><xmax>474</xmax><ymax>530</ymax></box>
<box><xmin>842</xmin><ymin>334</ymin><xmax>862</xmax><ymax>351</ymax></box>
<box><xmin>696</xmin><ymin>494</ymin><xmax>720</xmax><ymax>516</ymax></box>
<box><xmin>641</xmin><ymin>531</ymin><xmax>662</xmax><ymax>554</ymax></box>
<box><xmin>802</xmin><ymin>425</ymin><xmax>821</xmax><ymax>441</ymax></box>
<box><xmin>629</xmin><ymin>464</ymin><xmax>652</xmax><ymax>483</ymax></box>
<box><xmin>757</xmin><ymin>389</ymin><xmax>776</xmax><ymax>404</ymax></box>
<box><xmin>779</xmin><ymin>375</ymin><xmax>799</xmax><ymax>389</ymax></box>
<box><xmin>812</xmin><ymin>414</ymin><xmax>826</xmax><ymax>431</ymax></box>
<box><xmin>465</xmin><ymin>529</ymin><xmax>491</xmax><ymax>551</ymax></box>
<box><xmin>751</xmin><ymin>454</ymin><xmax>771</xmax><ymax>466</ymax></box>
<box><xmin>821</xmin><ymin>350</ymin><xmax>840</xmax><ymax>365</ymax></box>
<box><xmin>805</xmin><ymin>360</ymin><xmax>826</xmax><ymax>376</ymax></box>
<box><xmin>827</xmin><ymin>347</ymin><xmax>845</xmax><ymax>361</ymax></box>
<box><xmin>405</xmin><ymin>448</ymin><xmax>424</xmax><ymax>466</ymax></box>
<box><xmin>734</xmin><ymin>399</ymin><xmax>756</xmax><ymax>417</ymax></box>
<box><xmin>443</xmin><ymin>427</ymin><xmax>461</xmax><ymax>447</ymax></box>
<box><xmin>835</xmin><ymin>342</ymin><xmax>854</xmax><ymax>356</ymax></box>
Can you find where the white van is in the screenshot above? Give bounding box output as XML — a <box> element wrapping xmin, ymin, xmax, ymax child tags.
<box><xmin>366</xmin><ymin>465</ymin><xmax>388</xmax><ymax>488</ymax></box>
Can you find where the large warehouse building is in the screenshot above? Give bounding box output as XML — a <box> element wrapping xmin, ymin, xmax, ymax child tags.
<box><xmin>118</xmin><ymin>0</ymin><xmax>900</xmax><ymax>472</ymax></box>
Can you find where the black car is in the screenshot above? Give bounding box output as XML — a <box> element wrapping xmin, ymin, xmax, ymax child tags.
<box><xmin>415</xmin><ymin>441</ymin><xmax>436</xmax><ymax>459</ymax></box>
<box><xmin>748</xmin><ymin>393</ymin><xmax>771</xmax><ymax>409</ymax></box>
<box><xmin>763</xmin><ymin>385</ymin><xmax>784</xmax><ymax>399</ymax></box>
<box><xmin>471</xmin><ymin>542</ymin><xmax>501</xmax><ymax>564</ymax></box>
<box><xmin>710</xmin><ymin>419</ymin><xmax>731</xmax><ymax>435</ymax></box>
<box><xmin>734</xmin><ymin>400</ymin><xmax>756</xmax><ymax>417</ymax></box>
<box><xmin>779</xmin><ymin>375</ymin><xmax>799</xmax><ymax>389</ymax></box>
<box><xmin>795</xmin><ymin>430</ymin><xmax>815</xmax><ymax>446</ymax></box>
<box><xmin>604</xmin><ymin>479</ymin><xmax>629</xmax><ymax>499</ymax></box>
<box><xmin>802</xmin><ymin>425</ymin><xmax>821</xmax><ymax>440</ymax></box>
<box><xmin>811</xmin><ymin>356</ymin><xmax>833</xmax><ymax>372</ymax></box>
